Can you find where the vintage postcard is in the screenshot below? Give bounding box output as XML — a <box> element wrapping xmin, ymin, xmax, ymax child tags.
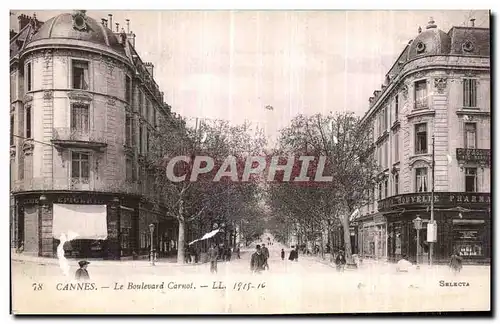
<box><xmin>9</xmin><ymin>9</ymin><xmax>491</xmax><ymax>314</ymax></box>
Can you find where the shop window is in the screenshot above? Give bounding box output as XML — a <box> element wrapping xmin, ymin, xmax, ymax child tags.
<box><xmin>464</xmin><ymin>123</ymin><xmax>477</xmax><ymax>149</ymax></box>
<box><xmin>465</xmin><ymin>168</ymin><xmax>477</xmax><ymax>192</ymax></box>
<box><xmin>25</xmin><ymin>105</ymin><xmax>32</xmax><ymax>139</ymax></box>
<box><xmin>463</xmin><ymin>78</ymin><xmax>477</xmax><ymax>108</ymax></box>
<box><xmin>414</xmin><ymin>80</ymin><xmax>428</xmax><ymax>109</ymax></box>
<box><xmin>415</xmin><ymin>167</ymin><xmax>428</xmax><ymax>192</ymax></box>
<box><xmin>71</xmin><ymin>103</ymin><xmax>89</xmax><ymax>133</ymax></box>
<box><xmin>72</xmin><ymin>60</ymin><xmax>89</xmax><ymax>90</ymax></box>
<box><xmin>414</xmin><ymin>123</ymin><xmax>427</xmax><ymax>155</ymax></box>
<box><xmin>120</xmin><ymin>209</ymin><xmax>133</xmax><ymax>254</ymax></box>
<box><xmin>71</xmin><ymin>152</ymin><xmax>90</xmax><ymax>185</ymax></box>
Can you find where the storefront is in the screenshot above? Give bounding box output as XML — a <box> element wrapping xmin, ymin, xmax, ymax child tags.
<box><xmin>12</xmin><ymin>191</ymin><xmax>176</xmax><ymax>260</ymax></box>
<box><xmin>357</xmin><ymin>215</ymin><xmax>387</xmax><ymax>260</ymax></box>
<box><xmin>379</xmin><ymin>192</ymin><xmax>491</xmax><ymax>264</ymax></box>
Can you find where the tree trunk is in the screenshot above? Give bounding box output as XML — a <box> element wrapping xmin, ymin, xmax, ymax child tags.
<box><xmin>176</xmin><ymin>200</ymin><xmax>185</xmax><ymax>264</ymax></box>
<box><xmin>342</xmin><ymin>212</ymin><xmax>355</xmax><ymax>265</ymax></box>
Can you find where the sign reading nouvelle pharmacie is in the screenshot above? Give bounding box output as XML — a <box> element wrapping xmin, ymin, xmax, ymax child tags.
<box><xmin>456</xmin><ymin>148</ymin><xmax>491</xmax><ymax>165</ymax></box>
<box><xmin>378</xmin><ymin>192</ymin><xmax>491</xmax><ymax>212</ymax></box>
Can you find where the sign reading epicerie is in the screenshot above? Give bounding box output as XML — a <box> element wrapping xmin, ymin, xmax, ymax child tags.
<box><xmin>164</xmin><ymin>155</ymin><xmax>333</xmax><ymax>182</ymax></box>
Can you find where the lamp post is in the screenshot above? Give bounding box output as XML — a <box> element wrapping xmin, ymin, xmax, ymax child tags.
<box><xmin>428</xmin><ymin>134</ymin><xmax>436</xmax><ymax>266</ymax></box>
<box><xmin>413</xmin><ymin>216</ymin><xmax>423</xmax><ymax>270</ymax></box>
<box><xmin>149</xmin><ymin>223</ymin><xmax>155</xmax><ymax>266</ymax></box>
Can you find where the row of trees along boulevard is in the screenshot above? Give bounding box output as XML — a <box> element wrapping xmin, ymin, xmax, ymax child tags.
<box><xmin>266</xmin><ymin>112</ymin><xmax>379</xmax><ymax>266</ymax></box>
<box><xmin>148</xmin><ymin>116</ymin><xmax>267</xmax><ymax>263</ymax></box>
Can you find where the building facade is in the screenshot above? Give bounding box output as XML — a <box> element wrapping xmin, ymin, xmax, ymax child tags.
<box><xmin>355</xmin><ymin>18</ymin><xmax>491</xmax><ymax>264</ymax></box>
<box><xmin>10</xmin><ymin>11</ymin><xmax>178</xmax><ymax>259</ymax></box>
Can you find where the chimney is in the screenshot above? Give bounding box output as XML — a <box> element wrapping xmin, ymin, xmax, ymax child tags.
<box><xmin>381</xmin><ymin>84</ymin><xmax>387</xmax><ymax>91</ymax></box>
<box><xmin>115</xmin><ymin>22</ymin><xmax>119</xmax><ymax>32</ymax></box>
<box><xmin>369</xmin><ymin>97</ymin><xmax>375</xmax><ymax>104</ymax></box>
<box><xmin>108</xmin><ymin>14</ymin><xmax>113</xmax><ymax>29</ymax></box>
<box><xmin>101</xmin><ymin>18</ymin><xmax>107</xmax><ymax>27</ymax></box>
<box><xmin>128</xmin><ymin>32</ymin><xmax>136</xmax><ymax>47</ymax></box>
<box><xmin>126</xmin><ymin>19</ymin><xmax>130</xmax><ymax>33</ymax></box>
<box><xmin>470</xmin><ymin>18</ymin><xmax>476</xmax><ymax>27</ymax></box>
<box><xmin>145</xmin><ymin>62</ymin><xmax>154</xmax><ymax>78</ymax></box>
<box><xmin>373</xmin><ymin>90</ymin><xmax>381</xmax><ymax>97</ymax></box>
<box><xmin>418</xmin><ymin>26</ymin><xmax>422</xmax><ymax>34</ymax></box>
<box><xmin>18</xmin><ymin>14</ymin><xmax>31</xmax><ymax>31</ymax></box>
<box><xmin>426</xmin><ymin>17</ymin><xmax>437</xmax><ymax>29</ymax></box>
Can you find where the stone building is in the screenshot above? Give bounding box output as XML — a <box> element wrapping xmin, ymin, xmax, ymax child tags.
<box><xmin>354</xmin><ymin>18</ymin><xmax>491</xmax><ymax>264</ymax></box>
<box><xmin>10</xmin><ymin>10</ymin><xmax>178</xmax><ymax>259</ymax></box>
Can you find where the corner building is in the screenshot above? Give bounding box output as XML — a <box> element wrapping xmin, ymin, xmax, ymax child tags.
<box><xmin>10</xmin><ymin>11</ymin><xmax>178</xmax><ymax>259</ymax></box>
<box><xmin>355</xmin><ymin>18</ymin><xmax>490</xmax><ymax>264</ymax></box>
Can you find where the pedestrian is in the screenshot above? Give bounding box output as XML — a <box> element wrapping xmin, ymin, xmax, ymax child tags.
<box><xmin>294</xmin><ymin>246</ymin><xmax>299</xmax><ymax>262</ymax></box>
<box><xmin>208</xmin><ymin>243</ymin><xmax>218</xmax><ymax>274</ymax></box>
<box><xmin>335</xmin><ymin>250</ymin><xmax>347</xmax><ymax>272</ymax></box>
<box><xmin>449</xmin><ymin>251</ymin><xmax>463</xmax><ymax>275</ymax></box>
<box><xmin>281</xmin><ymin>248</ymin><xmax>285</xmax><ymax>260</ymax></box>
<box><xmin>250</xmin><ymin>245</ymin><xmax>266</xmax><ymax>273</ymax></box>
<box><xmin>288</xmin><ymin>246</ymin><xmax>294</xmax><ymax>261</ymax></box>
<box><xmin>235</xmin><ymin>245</ymin><xmax>241</xmax><ymax>259</ymax></box>
<box><xmin>75</xmin><ymin>260</ymin><xmax>90</xmax><ymax>281</ymax></box>
<box><xmin>262</xmin><ymin>244</ymin><xmax>270</xmax><ymax>270</ymax></box>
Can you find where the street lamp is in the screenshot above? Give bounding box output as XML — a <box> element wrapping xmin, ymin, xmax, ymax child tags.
<box><xmin>413</xmin><ymin>216</ymin><xmax>423</xmax><ymax>269</ymax></box>
<box><xmin>149</xmin><ymin>223</ymin><xmax>155</xmax><ymax>266</ymax></box>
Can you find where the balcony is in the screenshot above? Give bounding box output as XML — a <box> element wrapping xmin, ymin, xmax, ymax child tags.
<box><xmin>456</xmin><ymin>148</ymin><xmax>491</xmax><ymax>167</ymax></box>
<box><xmin>12</xmin><ymin>177</ymin><xmax>141</xmax><ymax>196</ymax></box>
<box><xmin>51</xmin><ymin>128</ymin><xmax>108</xmax><ymax>152</ymax></box>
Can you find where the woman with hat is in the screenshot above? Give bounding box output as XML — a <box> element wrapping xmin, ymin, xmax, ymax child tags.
<box><xmin>75</xmin><ymin>260</ymin><xmax>91</xmax><ymax>281</ymax></box>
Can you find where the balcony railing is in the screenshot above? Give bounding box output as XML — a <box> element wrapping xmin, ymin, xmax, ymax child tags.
<box><xmin>456</xmin><ymin>148</ymin><xmax>491</xmax><ymax>166</ymax></box>
<box><xmin>12</xmin><ymin>177</ymin><xmax>141</xmax><ymax>195</ymax></box>
<box><xmin>52</xmin><ymin>128</ymin><xmax>109</xmax><ymax>150</ymax></box>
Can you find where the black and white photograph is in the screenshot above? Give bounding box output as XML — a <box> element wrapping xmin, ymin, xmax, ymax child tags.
<box><xmin>8</xmin><ymin>7</ymin><xmax>491</xmax><ymax>314</ymax></box>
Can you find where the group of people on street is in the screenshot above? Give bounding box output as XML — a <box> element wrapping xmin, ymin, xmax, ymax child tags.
<box><xmin>250</xmin><ymin>244</ymin><xmax>270</xmax><ymax>273</ymax></box>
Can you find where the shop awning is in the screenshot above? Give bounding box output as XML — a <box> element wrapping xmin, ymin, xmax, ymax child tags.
<box><xmin>188</xmin><ymin>228</ymin><xmax>220</xmax><ymax>246</ymax></box>
<box><xmin>52</xmin><ymin>204</ymin><xmax>108</xmax><ymax>240</ymax></box>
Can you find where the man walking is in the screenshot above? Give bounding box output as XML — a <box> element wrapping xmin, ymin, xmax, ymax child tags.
<box><xmin>262</xmin><ymin>244</ymin><xmax>270</xmax><ymax>270</ymax></box>
<box><xmin>208</xmin><ymin>243</ymin><xmax>218</xmax><ymax>274</ymax></box>
<box><xmin>250</xmin><ymin>245</ymin><xmax>265</xmax><ymax>274</ymax></box>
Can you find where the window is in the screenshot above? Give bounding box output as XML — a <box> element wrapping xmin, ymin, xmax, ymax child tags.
<box><xmin>384</xmin><ymin>142</ymin><xmax>388</xmax><ymax>168</ymax></box>
<box><xmin>125</xmin><ymin>75</ymin><xmax>131</xmax><ymax>103</ymax></box>
<box><xmin>415</xmin><ymin>167</ymin><xmax>428</xmax><ymax>192</ymax></box>
<box><xmin>125</xmin><ymin>115</ymin><xmax>132</xmax><ymax>147</ymax></box>
<box><xmin>10</xmin><ymin>115</ymin><xmax>14</xmax><ymax>146</ymax></box>
<box><xmin>72</xmin><ymin>60</ymin><xmax>89</xmax><ymax>90</ymax></box>
<box><xmin>394</xmin><ymin>173</ymin><xmax>399</xmax><ymax>195</ymax></box>
<box><xmin>378</xmin><ymin>182</ymin><xmax>382</xmax><ymax>200</ymax></box>
<box><xmin>384</xmin><ymin>179</ymin><xmax>388</xmax><ymax>198</ymax></box>
<box><xmin>126</xmin><ymin>157</ymin><xmax>133</xmax><ymax>181</ymax></box>
<box><xmin>464</xmin><ymin>123</ymin><xmax>477</xmax><ymax>149</ymax></box>
<box><xmin>25</xmin><ymin>106</ymin><xmax>32</xmax><ymax>139</ymax></box>
<box><xmin>153</xmin><ymin>108</ymin><xmax>157</xmax><ymax>128</ymax></box>
<box><xmin>384</xmin><ymin>107</ymin><xmax>388</xmax><ymax>130</ymax></box>
<box><xmin>463</xmin><ymin>79</ymin><xmax>477</xmax><ymax>108</ymax></box>
<box><xmin>139</xmin><ymin>126</ymin><xmax>143</xmax><ymax>154</ymax></box>
<box><xmin>394</xmin><ymin>132</ymin><xmax>399</xmax><ymax>162</ymax></box>
<box><xmin>138</xmin><ymin>91</ymin><xmax>143</xmax><ymax>114</ymax></box>
<box><xmin>71</xmin><ymin>152</ymin><xmax>90</xmax><ymax>181</ymax></box>
<box><xmin>414</xmin><ymin>80</ymin><xmax>427</xmax><ymax>109</ymax></box>
<box><xmin>465</xmin><ymin>168</ymin><xmax>477</xmax><ymax>192</ymax></box>
<box><xmin>71</xmin><ymin>104</ymin><xmax>89</xmax><ymax>132</ymax></box>
<box><xmin>415</xmin><ymin>123</ymin><xmax>427</xmax><ymax>155</ymax></box>
<box><xmin>26</xmin><ymin>62</ymin><xmax>32</xmax><ymax>92</ymax></box>
<box><xmin>146</xmin><ymin>129</ymin><xmax>150</xmax><ymax>153</ymax></box>
<box><xmin>395</xmin><ymin>95</ymin><xmax>399</xmax><ymax>121</ymax></box>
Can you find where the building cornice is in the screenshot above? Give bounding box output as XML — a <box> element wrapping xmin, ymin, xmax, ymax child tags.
<box><xmin>360</xmin><ymin>55</ymin><xmax>490</xmax><ymax>126</ymax></box>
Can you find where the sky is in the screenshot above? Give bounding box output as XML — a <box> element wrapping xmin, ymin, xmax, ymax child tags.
<box><xmin>10</xmin><ymin>10</ymin><xmax>490</xmax><ymax>142</ymax></box>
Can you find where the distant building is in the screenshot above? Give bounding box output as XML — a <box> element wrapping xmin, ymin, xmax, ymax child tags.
<box><xmin>354</xmin><ymin>18</ymin><xmax>490</xmax><ymax>264</ymax></box>
<box><xmin>10</xmin><ymin>10</ymin><xmax>178</xmax><ymax>259</ymax></box>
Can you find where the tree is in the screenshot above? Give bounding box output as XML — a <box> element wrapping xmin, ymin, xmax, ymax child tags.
<box><xmin>266</xmin><ymin>112</ymin><xmax>377</xmax><ymax>263</ymax></box>
<box><xmin>149</xmin><ymin>116</ymin><xmax>266</xmax><ymax>263</ymax></box>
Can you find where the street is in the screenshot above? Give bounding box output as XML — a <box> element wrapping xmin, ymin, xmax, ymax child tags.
<box><xmin>11</xmin><ymin>240</ymin><xmax>490</xmax><ymax>314</ymax></box>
